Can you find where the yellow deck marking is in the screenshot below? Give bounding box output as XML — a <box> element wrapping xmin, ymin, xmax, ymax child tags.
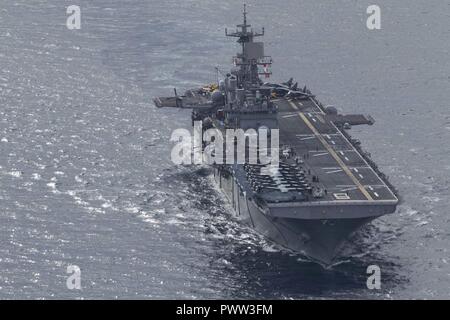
<box><xmin>289</xmin><ymin>101</ymin><xmax>373</xmax><ymax>201</ymax></box>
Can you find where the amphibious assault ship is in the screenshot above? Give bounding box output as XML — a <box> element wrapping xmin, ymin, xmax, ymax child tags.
<box><xmin>154</xmin><ymin>6</ymin><xmax>399</xmax><ymax>264</ymax></box>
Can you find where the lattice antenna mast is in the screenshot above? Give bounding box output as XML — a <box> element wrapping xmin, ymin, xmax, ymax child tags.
<box><xmin>225</xmin><ymin>4</ymin><xmax>272</xmax><ymax>87</ymax></box>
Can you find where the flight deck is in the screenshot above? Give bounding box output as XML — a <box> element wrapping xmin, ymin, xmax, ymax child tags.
<box><xmin>275</xmin><ymin>97</ymin><xmax>398</xmax><ymax>204</ymax></box>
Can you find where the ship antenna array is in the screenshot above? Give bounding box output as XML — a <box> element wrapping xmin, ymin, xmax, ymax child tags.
<box><xmin>224</xmin><ymin>4</ymin><xmax>272</xmax><ymax>84</ymax></box>
<box><xmin>225</xmin><ymin>4</ymin><xmax>265</xmax><ymax>43</ymax></box>
<box><xmin>243</xmin><ymin>3</ymin><xmax>248</xmax><ymax>32</ymax></box>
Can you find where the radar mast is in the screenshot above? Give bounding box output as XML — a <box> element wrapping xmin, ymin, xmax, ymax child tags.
<box><xmin>225</xmin><ymin>4</ymin><xmax>272</xmax><ymax>88</ymax></box>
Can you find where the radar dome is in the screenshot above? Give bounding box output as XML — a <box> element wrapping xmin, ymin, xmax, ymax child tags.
<box><xmin>325</xmin><ymin>106</ymin><xmax>338</xmax><ymax>115</ymax></box>
<box><xmin>211</xmin><ymin>90</ymin><xmax>225</xmax><ymax>106</ymax></box>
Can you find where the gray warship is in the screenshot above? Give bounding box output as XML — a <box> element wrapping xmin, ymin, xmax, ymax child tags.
<box><xmin>154</xmin><ymin>6</ymin><xmax>399</xmax><ymax>264</ymax></box>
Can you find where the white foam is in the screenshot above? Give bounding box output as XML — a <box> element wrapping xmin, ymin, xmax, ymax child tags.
<box><xmin>423</xmin><ymin>196</ymin><xmax>441</xmax><ymax>203</ymax></box>
<box><xmin>262</xmin><ymin>244</ymin><xmax>280</xmax><ymax>253</ymax></box>
<box><xmin>125</xmin><ymin>206</ymin><xmax>140</xmax><ymax>214</ymax></box>
<box><xmin>31</xmin><ymin>173</ymin><xmax>41</xmax><ymax>180</ymax></box>
<box><xmin>101</xmin><ymin>202</ymin><xmax>112</xmax><ymax>208</ymax></box>
<box><xmin>138</xmin><ymin>211</ymin><xmax>160</xmax><ymax>225</ymax></box>
<box><xmin>46</xmin><ymin>182</ymin><xmax>60</xmax><ymax>194</ymax></box>
<box><xmin>9</xmin><ymin>170</ymin><xmax>22</xmax><ymax>178</ymax></box>
<box><xmin>415</xmin><ymin>221</ymin><xmax>429</xmax><ymax>227</ymax></box>
<box><xmin>166</xmin><ymin>218</ymin><xmax>185</xmax><ymax>225</ymax></box>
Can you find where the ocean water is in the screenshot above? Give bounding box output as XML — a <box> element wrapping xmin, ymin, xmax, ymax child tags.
<box><xmin>0</xmin><ymin>0</ymin><xmax>449</xmax><ymax>299</ymax></box>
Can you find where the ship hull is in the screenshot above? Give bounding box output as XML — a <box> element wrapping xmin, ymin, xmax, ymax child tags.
<box><xmin>214</xmin><ymin>167</ymin><xmax>375</xmax><ymax>264</ymax></box>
